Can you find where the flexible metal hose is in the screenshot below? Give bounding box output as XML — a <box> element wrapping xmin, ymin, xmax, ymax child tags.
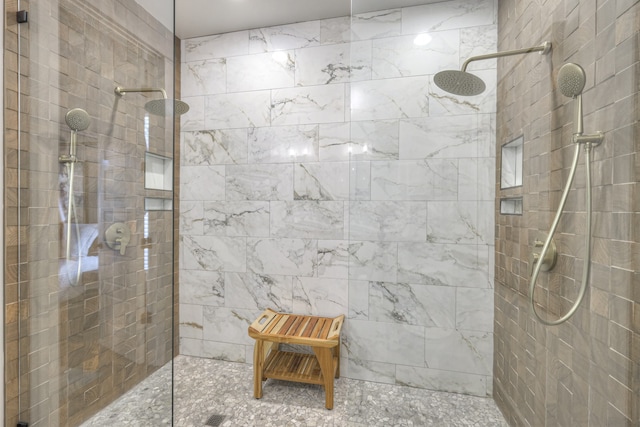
<box><xmin>529</xmin><ymin>143</ymin><xmax>592</xmax><ymax>325</ymax></box>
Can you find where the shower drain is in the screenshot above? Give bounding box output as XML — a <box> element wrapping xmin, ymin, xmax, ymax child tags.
<box><xmin>205</xmin><ymin>414</ymin><xmax>227</xmax><ymax>426</ymax></box>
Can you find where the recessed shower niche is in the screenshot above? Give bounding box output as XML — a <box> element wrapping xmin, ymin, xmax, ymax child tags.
<box><xmin>145</xmin><ymin>152</ymin><xmax>173</xmax><ymax>191</ymax></box>
<box><xmin>500</xmin><ymin>135</ymin><xmax>523</xmax><ymax>189</ymax></box>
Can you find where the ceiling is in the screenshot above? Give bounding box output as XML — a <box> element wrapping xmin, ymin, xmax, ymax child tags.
<box><xmin>174</xmin><ymin>0</ymin><xmax>442</xmax><ymax>39</ymax></box>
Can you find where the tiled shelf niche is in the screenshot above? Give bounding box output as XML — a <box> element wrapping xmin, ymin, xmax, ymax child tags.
<box><xmin>145</xmin><ymin>197</ymin><xmax>173</xmax><ymax>211</ymax></box>
<box><xmin>500</xmin><ymin>197</ymin><xmax>523</xmax><ymax>215</ymax></box>
<box><xmin>501</xmin><ymin>136</ymin><xmax>523</xmax><ymax>189</ymax></box>
<box><xmin>145</xmin><ymin>152</ymin><xmax>173</xmax><ymax>191</ymax></box>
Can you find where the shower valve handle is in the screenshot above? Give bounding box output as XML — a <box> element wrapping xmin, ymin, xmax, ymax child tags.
<box><xmin>105</xmin><ymin>222</ymin><xmax>131</xmax><ymax>255</ymax></box>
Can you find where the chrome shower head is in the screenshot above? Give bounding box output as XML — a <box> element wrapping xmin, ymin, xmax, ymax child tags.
<box><xmin>434</xmin><ymin>70</ymin><xmax>486</xmax><ymax>96</ymax></box>
<box><xmin>65</xmin><ymin>108</ymin><xmax>91</xmax><ymax>132</ymax></box>
<box><xmin>115</xmin><ymin>86</ymin><xmax>190</xmax><ymax>116</ymax></box>
<box><xmin>557</xmin><ymin>63</ymin><xmax>586</xmax><ymax>98</ymax></box>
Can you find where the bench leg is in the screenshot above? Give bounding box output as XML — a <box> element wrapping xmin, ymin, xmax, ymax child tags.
<box><xmin>313</xmin><ymin>347</ymin><xmax>335</xmax><ymax>410</ymax></box>
<box><xmin>253</xmin><ymin>339</ymin><xmax>264</xmax><ymax>399</ymax></box>
<box><xmin>334</xmin><ymin>340</ymin><xmax>340</xmax><ymax>379</ymax></box>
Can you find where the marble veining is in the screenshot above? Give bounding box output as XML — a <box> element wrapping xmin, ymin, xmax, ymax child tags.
<box><xmin>179</xmin><ymin>0</ymin><xmax>498</xmax><ymax>399</ymax></box>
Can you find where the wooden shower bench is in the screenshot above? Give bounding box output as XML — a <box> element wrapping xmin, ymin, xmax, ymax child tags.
<box><xmin>248</xmin><ymin>308</ymin><xmax>344</xmax><ymax>409</ymax></box>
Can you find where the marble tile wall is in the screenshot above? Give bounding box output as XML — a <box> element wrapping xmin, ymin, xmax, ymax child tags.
<box><xmin>180</xmin><ymin>0</ymin><xmax>498</xmax><ymax>396</ymax></box>
<box><xmin>495</xmin><ymin>0</ymin><xmax>639</xmax><ymax>425</ymax></box>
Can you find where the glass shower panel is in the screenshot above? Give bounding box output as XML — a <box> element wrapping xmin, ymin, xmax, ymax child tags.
<box><xmin>4</xmin><ymin>0</ymin><xmax>176</xmax><ymax>425</ymax></box>
<box><xmin>347</xmin><ymin>0</ymin><xmax>497</xmax><ymax>396</ymax></box>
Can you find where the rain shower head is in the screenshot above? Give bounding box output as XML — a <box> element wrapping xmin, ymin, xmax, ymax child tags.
<box><xmin>144</xmin><ymin>98</ymin><xmax>190</xmax><ymax>116</ymax></box>
<box><xmin>434</xmin><ymin>41</ymin><xmax>551</xmax><ymax>96</ymax></box>
<box><xmin>557</xmin><ymin>63</ymin><xmax>586</xmax><ymax>98</ymax></box>
<box><xmin>434</xmin><ymin>70</ymin><xmax>486</xmax><ymax>96</ymax></box>
<box><xmin>114</xmin><ymin>86</ymin><xmax>190</xmax><ymax>116</ymax></box>
<box><xmin>65</xmin><ymin>108</ymin><xmax>91</xmax><ymax>132</ymax></box>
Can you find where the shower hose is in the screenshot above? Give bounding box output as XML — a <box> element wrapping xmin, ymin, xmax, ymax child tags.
<box><xmin>528</xmin><ymin>141</ymin><xmax>593</xmax><ymax>326</ymax></box>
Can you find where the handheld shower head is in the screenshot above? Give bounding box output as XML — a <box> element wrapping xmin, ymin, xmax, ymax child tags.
<box><xmin>557</xmin><ymin>63</ymin><xmax>586</xmax><ymax>98</ymax></box>
<box><xmin>65</xmin><ymin>108</ymin><xmax>91</xmax><ymax>132</ymax></box>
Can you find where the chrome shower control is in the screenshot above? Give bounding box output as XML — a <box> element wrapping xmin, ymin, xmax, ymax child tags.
<box><xmin>105</xmin><ymin>222</ymin><xmax>131</xmax><ymax>255</ymax></box>
<box><xmin>529</xmin><ymin>236</ymin><xmax>557</xmax><ymax>277</ymax></box>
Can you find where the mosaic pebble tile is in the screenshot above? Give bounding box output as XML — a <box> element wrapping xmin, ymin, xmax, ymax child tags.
<box><xmin>82</xmin><ymin>356</ymin><xmax>507</xmax><ymax>426</ymax></box>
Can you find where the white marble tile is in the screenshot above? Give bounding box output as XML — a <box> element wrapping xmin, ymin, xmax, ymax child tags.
<box><xmin>181</xmin><ymin>59</ymin><xmax>226</xmax><ymax>97</ymax></box>
<box><xmin>179</xmin><ymin>337</ymin><xmax>203</xmax><ymax>357</ymax></box>
<box><xmin>346</xmin><ymin>358</ymin><xmax>396</xmax><ymax>384</ymax></box>
<box><xmin>429</xmin><ymin>68</ymin><xmax>497</xmax><ymax>116</ymax></box>
<box><xmin>399</xmin><ymin>114</ymin><xmax>492</xmax><ymax>159</ymax></box>
<box><xmin>349</xmin><ymin>201</ymin><xmax>427</xmax><ymax>241</ymax></box>
<box><xmin>350</xmin><ymin>161</ymin><xmax>372</xmax><ymax>201</ymax></box>
<box><xmin>249</xmin><ymin>21</ymin><xmax>320</xmax><ymax>53</ymax></box>
<box><xmin>180</xmin><ymin>165</ymin><xmax>225</xmax><ymax>201</ymax></box>
<box><xmin>401</xmin><ymin>0</ymin><xmax>496</xmax><ymax>34</ymax></box>
<box><xmin>320</xmin><ymin>16</ymin><xmax>351</xmax><ymax>44</ymax></box>
<box><xmin>202</xmin><ymin>340</ymin><xmax>246</xmax><ymax>363</ymax></box>
<box><xmin>371</xmin><ymin>30</ymin><xmax>459</xmax><ymax>79</ymax></box>
<box><xmin>348</xmin><ymin>241</ymin><xmax>397</xmax><ymax>282</ymax></box>
<box><xmin>180</xmin><ymin>201</ymin><xmax>204</xmax><ymax>235</ymax></box>
<box><xmin>225</xmin><ymin>164</ymin><xmax>293</xmax><ymax>201</ymax></box>
<box><xmin>182</xmin><ymin>129</ymin><xmax>248</xmax><ymax>166</ymax></box>
<box><xmin>295</xmin><ymin>41</ymin><xmax>371</xmax><ymax>86</ymax></box>
<box><xmin>271</xmin><ymin>84</ymin><xmax>346</xmax><ymax>126</ymax></box>
<box><xmin>427</xmin><ymin>201</ymin><xmax>479</xmax><ymax>244</ymax></box>
<box><xmin>202</xmin><ymin>307</ymin><xmax>257</xmax><ymax>345</ymax></box>
<box><xmin>350</xmin><ymin>120</ymin><xmax>399</xmax><ymax>160</ymax></box>
<box><xmin>317</xmin><ymin>240</ymin><xmax>349</xmax><ymax>279</ymax></box>
<box><xmin>227</xmin><ymin>51</ymin><xmax>295</xmax><ymax>92</ymax></box>
<box><xmin>247</xmin><ymin>237</ymin><xmax>317</xmax><ymax>277</ymax></box>
<box><xmin>396</xmin><ymin>365</ymin><xmax>487</xmax><ymax>396</ymax></box>
<box><xmin>248</xmin><ymin>125</ymin><xmax>319</xmax><ymax>164</ymax></box>
<box><xmin>180</xmin><ymin>96</ymin><xmax>205</xmax><ymax>131</ymax></box>
<box><xmin>292</xmin><ymin>277</ymin><xmax>348</xmax><ymax>317</ymax></box>
<box><xmin>294</xmin><ymin>162</ymin><xmax>349</xmax><ymax>201</ymax></box>
<box><xmin>351</xmin><ymin>76</ymin><xmax>429</xmax><ymax>121</ymax></box>
<box><xmin>182</xmin><ymin>31</ymin><xmax>249</xmax><ymax>62</ymax></box>
<box><xmin>397</xmin><ymin>242</ymin><xmax>491</xmax><ymax>288</ymax></box>
<box><xmin>204</xmin><ymin>91</ymin><xmax>272</xmax><ymax>129</ymax></box>
<box><xmin>370</xmin><ymin>282</ymin><xmax>455</xmax><ymax>328</ymax></box>
<box><xmin>270</xmin><ymin>201</ymin><xmax>344</xmax><ymax>239</ymax></box>
<box><xmin>370</xmin><ymin>160</ymin><xmax>458</xmax><ymax>201</ymax></box>
<box><xmin>348</xmin><ymin>280</ymin><xmax>369</xmax><ymax>319</ymax></box>
<box><xmin>224</xmin><ymin>272</ymin><xmax>293</xmax><ymax>312</ymax></box>
<box><xmin>203</xmin><ymin>201</ymin><xmax>270</xmax><ymax>237</ymax></box>
<box><xmin>351</xmin><ymin>9</ymin><xmax>402</xmax><ymax>41</ymax></box>
<box><xmin>347</xmin><ymin>319</ymin><xmax>424</xmax><ymax>366</ymax></box>
<box><xmin>423</xmin><ymin>328</ymin><xmax>493</xmax><ymax>376</ymax></box>
<box><xmin>458</xmin><ymin>158</ymin><xmax>479</xmax><ymax>201</ymax></box>
<box><xmin>456</xmin><ymin>287</ymin><xmax>494</xmax><ymax>332</ymax></box>
<box><xmin>179</xmin><ymin>304</ymin><xmax>203</xmax><ymax>340</ymax></box>
<box><xmin>319</xmin><ymin>122</ymin><xmax>351</xmax><ymax>161</ymax></box>
<box><xmin>181</xmin><ymin>235</ymin><xmax>246</xmax><ymax>272</ymax></box>
<box><xmin>460</xmin><ymin>24</ymin><xmax>498</xmax><ymax>72</ymax></box>
<box><xmin>180</xmin><ymin>269</ymin><xmax>224</xmax><ymax>306</ymax></box>
<box><xmin>477</xmin><ymin>200</ymin><xmax>494</xmax><ymax>245</ymax></box>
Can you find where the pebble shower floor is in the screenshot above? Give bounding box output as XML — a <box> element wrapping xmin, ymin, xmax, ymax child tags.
<box><xmin>81</xmin><ymin>355</ymin><xmax>507</xmax><ymax>426</ymax></box>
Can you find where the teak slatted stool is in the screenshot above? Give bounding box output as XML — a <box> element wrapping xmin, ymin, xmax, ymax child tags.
<box><xmin>248</xmin><ymin>308</ymin><xmax>344</xmax><ymax>410</ymax></box>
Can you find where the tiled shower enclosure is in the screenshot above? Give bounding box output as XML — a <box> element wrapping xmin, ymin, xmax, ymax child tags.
<box><xmin>179</xmin><ymin>0</ymin><xmax>498</xmax><ymax>396</ymax></box>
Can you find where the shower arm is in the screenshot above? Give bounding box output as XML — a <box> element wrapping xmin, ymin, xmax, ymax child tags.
<box><xmin>461</xmin><ymin>41</ymin><xmax>552</xmax><ymax>71</ymax></box>
<box><xmin>114</xmin><ymin>87</ymin><xmax>168</xmax><ymax>99</ymax></box>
